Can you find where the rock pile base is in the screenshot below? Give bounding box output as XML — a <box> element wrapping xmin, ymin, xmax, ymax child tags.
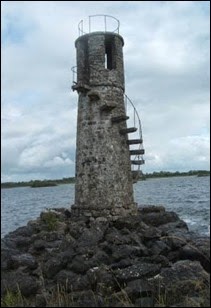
<box><xmin>1</xmin><ymin>205</ymin><xmax>210</xmax><ymax>307</ymax></box>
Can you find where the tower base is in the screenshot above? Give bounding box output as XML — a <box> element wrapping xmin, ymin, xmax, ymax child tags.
<box><xmin>71</xmin><ymin>202</ymin><xmax>138</xmax><ymax>222</ymax></box>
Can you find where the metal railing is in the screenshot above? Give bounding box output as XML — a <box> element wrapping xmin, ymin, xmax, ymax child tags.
<box><xmin>124</xmin><ymin>94</ymin><xmax>145</xmax><ymax>172</ymax></box>
<box><xmin>70</xmin><ymin>66</ymin><xmax>145</xmax><ymax>175</ymax></box>
<box><xmin>71</xmin><ymin>66</ymin><xmax>77</xmax><ymax>85</ymax></box>
<box><xmin>124</xmin><ymin>94</ymin><xmax>144</xmax><ymax>143</ymax></box>
<box><xmin>78</xmin><ymin>15</ymin><xmax>120</xmax><ymax>37</ymax></box>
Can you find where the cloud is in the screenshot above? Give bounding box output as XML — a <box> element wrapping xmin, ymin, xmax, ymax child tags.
<box><xmin>1</xmin><ymin>1</ymin><xmax>210</xmax><ymax>181</ymax></box>
<box><xmin>145</xmin><ymin>135</ymin><xmax>210</xmax><ymax>172</ymax></box>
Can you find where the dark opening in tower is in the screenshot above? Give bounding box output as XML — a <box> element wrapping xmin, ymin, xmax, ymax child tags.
<box><xmin>105</xmin><ymin>37</ymin><xmax>116</xmax><ymax>70</ymax></box>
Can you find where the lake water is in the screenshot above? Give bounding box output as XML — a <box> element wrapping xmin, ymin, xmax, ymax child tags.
<box><xmin>1</xmin><ymin>176</ymin><xmax>210</xmax><ymax>238</ymax></box>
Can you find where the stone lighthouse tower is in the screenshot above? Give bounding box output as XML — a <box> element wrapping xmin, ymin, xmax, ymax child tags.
<box><xmin>71</xmin><ymin>15</ymin><xmax>144</xmax><ymax>219</ymax></box>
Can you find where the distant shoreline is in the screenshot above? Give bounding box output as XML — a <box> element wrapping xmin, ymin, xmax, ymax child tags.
<box><xmin>141</xmin><ymin>170</ymin><xmax>210</xmax><ymax>180</ymax></box>
<box><xmin>1</xmin><ymin>178</ymin><xmax>75</xmax><ymax>189</ymax></box>
<box><xmin>1</xmin><ymin>170</ymin><xmax>210</xmax><ymax>189</ymax></box>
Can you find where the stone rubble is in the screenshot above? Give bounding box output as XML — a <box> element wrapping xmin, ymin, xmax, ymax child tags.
<box><xmin>1</xmin><ymin>205</ymin><xmax>210</xmax><ymax>307</ymax></box>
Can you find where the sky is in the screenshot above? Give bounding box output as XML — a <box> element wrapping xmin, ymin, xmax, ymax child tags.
<box><xmin>1</xmin><ymin>1</ymin><xmax>210</xmax><ymax>182</ymax></box>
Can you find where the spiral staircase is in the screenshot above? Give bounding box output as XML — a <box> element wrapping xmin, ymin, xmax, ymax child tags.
<box><xmin>116</xmin><ymin>94</ymin><xmax>145</xmax><ymax>183</ymax></box>
<box><xmin>71</xmin><ymin>66</ymin><xmax>145</xmax><ymax>183</ymax></box>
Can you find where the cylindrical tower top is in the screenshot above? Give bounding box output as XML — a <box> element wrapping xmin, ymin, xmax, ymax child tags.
<box><xmin>74</xmin><ymin>15</ymin><xmax>125</xmax><ymax>91</ymax></box>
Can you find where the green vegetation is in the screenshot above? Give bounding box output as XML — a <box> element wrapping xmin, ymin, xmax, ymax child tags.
<box><xmin>1</xmin><ymin>170</ymin><xmax>209</xmax><ymax>188</ymax></box>
<box><xmin>1</xmin><ymin>177</ymin><xmax>75</xmax><ymax>189</ymax></box>
<box><xmin>1</xmin><ymin>280</ymin><xmax>209</xmax><ymax>307</ymax></box>
<box><xmin>40</xmin><ymin>209</ymin><xmax>58</xmax><ymax>231</ymax></box>
<box><xmin>30</xmin><ymin>180</ymin><xmax>58</xmax><ymax>188</ymax></box>
<box><xmin>142</xmin><ymin>170</ymin><xmax>210</xmax><ymax>180</ymax></box>
<box><xmin>1</xmin><ymin>287</ymin><xmax>28</xmax><ymax>307</ymax></box>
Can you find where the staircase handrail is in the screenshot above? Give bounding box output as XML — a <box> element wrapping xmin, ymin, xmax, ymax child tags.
<box><xmin>70</xmin><ymin>66</ymin><xmax>145</xmax><ymax>176</ymax></box>
<box><xmin>124</xmin><ymin>94</ymin><xmax>145</xmax><ymax>173</ymax></box>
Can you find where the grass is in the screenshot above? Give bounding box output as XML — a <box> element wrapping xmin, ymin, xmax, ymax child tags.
<box><xmin>1</xmin><ymin>286</ymin><xmax>27</xmax><ymax>307</ymax></box>
<box><xmin>41</xmin><ymin>209</ymin><xmax>59</xmax><ymax>231</ymax></box>
<box><xmin>45</xmin><ymin>284</ymin><xmax>75</xmax><ymax>307</ymax></box>
<box><xmin>1</xmin><ymin>280</ymin><xmax>210</xmax><ymax>307</ymax></box>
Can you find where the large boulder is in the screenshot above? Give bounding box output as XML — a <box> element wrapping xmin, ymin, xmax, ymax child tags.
<box><xmin>148</xmin><ymin>260</ymin><xmax>210</xmax><ymax>307</ymax></box>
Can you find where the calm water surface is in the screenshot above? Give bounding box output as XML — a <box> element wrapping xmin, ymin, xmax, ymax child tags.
<box><xmin>1</xmin><ymin>176</ymin><xmax>210</xmax><ymax>237</ymax></box>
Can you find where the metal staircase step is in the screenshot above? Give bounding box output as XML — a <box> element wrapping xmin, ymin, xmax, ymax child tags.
<box><xmin>130</xmin><ymin>149</ymin><xmax>145</xmax><ymax>155</ymax></box>
<box><xmin>132</xmin><ymin>170</ymin><xmax>142</xmax><ymax>183</ymax></box>
<box><xmin>127</xmin><ymin>139</ymin><xmax>143</xmax><ymax>145</ymax></box>
<box><xmin>132</xmin><ymin>170</ymin><xmax>142</xmax><ymax>177</ymax></box>
<box><xmin>131</xmin><ymin>159</ymin><xmax>145</xmax><ymax>165</ymax></box>
<box><xmin>111</xmin><ymin>115</ymin><xmax>129</xmax><ymax>123</ymax></box>
<box><xmin>119</xmin><ymin>127</ymin><xmax>137</xmax><ymax>134</ymax></box>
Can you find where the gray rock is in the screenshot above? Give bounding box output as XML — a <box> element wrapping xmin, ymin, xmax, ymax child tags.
<box><xmin>59</xmin><ymin>248</ymin><xmax>76</xmax><ymax>265</ymax></box>
<box><xmin>77</xmin><ymin>225</ymin><xmax>106</xmax><ymax>247</ymax></box>
<box><xmin>124</xmin><ymin>278</ymin><xmax>152</xmax><ymax>298</ymax></box>
<box><xmin>88</xmin><ymin>249</ymin><xmax>111</xmax><ymax>267</ymax></box>
<box><xmin>4</xmin><ymin>235</ymin><xmax>32</xmax><ymax>250</ymax></box>
<box><xmin>1</xmin><ymin>206</ymin><xmax>210</xmax><ymax>307</ymax></box>
<box><xmin>33</xmin><ymin>239</ymin><xmax>46</xmax><ymax>251</ymax></box>
<box><xmin>67</xmin><ymin>255</ymin><xmax>90</xmax><ymax>274</ymax></box>
<box><xmin>111</xmin><ymin>244</ymin><xmax>148</xmax><ymax>261</ymax></box>
<box><xmin>105</xmin><ymin>227</ymin><xmax>132</xmax><ymax>245</ymax></box>
<box><xmin>86</xmin><ymin>266</ymin><xmax>116</xmax><ymax>290</ymax></box>
<box><xmin>148</xmin><ymin>260</ymin><xmax>210</xmax><ymax>307</ymax></box>
<box><xmin>158</xmin><ymin>220</ymin><xmax>188</xmax><ymax>233</ymax></box>
<box><xmin>72</xmin><ymin>290</ymin><xmax>104</xmax><ymax>307</ymax></box>
<box><xmin>10</xmin><ymin>253</ymin><xmax>38</xmax><ymax>270</ymax></box>
<box><xmin>147</xmin><ymin>240</ymin><xmax>171</xmax><ymax>256</ymax></box>
<box><xmin>142</xmin><ymin>226</ymin><xmax>162</xmax><ymax>240</ymax></box>
<box><xmin>135</xmin><ymin>296</ymin><xmax>154</xmax><ymax>307</ymax></box>
<box><xmin>35</xmin><ymin>294</ymin><xmax>47</xmax><ymax>307</ymax></box>
<box><xmin>141</xmin><ymin>211</ymin><xmax>181</xmax><ymax>227</ymax></box>
<box><xmin>42</xmin><ymin>257</ymin><xmax>64</xmax><ymax>278</ymax></box>
<box><xmin>56</xmin><ymin>270</ymin><xmax>90</xmax><ymax>292</ymax></box>
<box><xmin>1</xmin><ymin>270</ymin><xmax>40</xmax><ymax>297</ymax></box>
<box><xmin>115</xmin><ymin>262</ymin><xmax>161</xmax><ymax>282</ymax></box>
<box><xmin>1</xmin><ymin>242</ymin><xmax>19</xmax><ymax>270</ymax></box>
<box><xmin>113</xmin><ymin>215</ymin><xmax>144</xmax><ymax>231</ymax></box>
<box><xmin>6</xmin><ymin>225</ymin><xmax>34</xmax><ymax>238</ymax></box>
<box><xmin>110</xmin><ymin>258</ymin><xmax>133</xmax><ymax>270</ymax></box>
<box><xmin>139</xmin><ymin>205</ymin><xmax>166</xmax><ymax>214</ymax></box>
<box><xmin>179</xmin><ymin>241</ymin><xmax>210</xmax><ymax>272</ymax></box>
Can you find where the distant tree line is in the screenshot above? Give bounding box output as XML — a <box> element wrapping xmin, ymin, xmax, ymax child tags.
<box><xmin>141</xmin><ymin>170</ymin><xmax>210</xmax><ymax>180</ymax></box>
<box><xmin>1</xmin><ymin>170</ymin><xmax>210</xmax><ymax>188</ymax></box>
<box><xmin>1</xmin><ymin>177</ymin><xmax>75</xmax><ymax>189</ymax></box>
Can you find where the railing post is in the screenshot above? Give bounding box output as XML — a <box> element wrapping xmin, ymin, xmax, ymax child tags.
<box><xmin>78</xmin><ymin>20</ymin><xmax>81</xmax><ymax>36</ymax></box>
<box><xmin>125</xmin><ymin>95</ymin><xmax>127</xmax><ymax>113</ymax></box>
<box><xmin>104</xmin><ymin>15</ymin><xmax>107</xmax><ymax>32</ymax></box>
<box><xmin>78</xmin><ymin>15</ymin><xmax>120</xmax><ymax>36</ymax></box>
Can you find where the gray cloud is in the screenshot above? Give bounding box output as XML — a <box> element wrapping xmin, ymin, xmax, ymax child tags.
<box><xmin>1</xmin><ymin>1</ymin><xmax>210</xmax><ymax>181</ymax></box>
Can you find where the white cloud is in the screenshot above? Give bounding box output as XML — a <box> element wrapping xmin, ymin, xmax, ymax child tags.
<box><xmin>44</xmin><ymin>157</ymin><xmax>74</xmax><ymax>168</ymax></box>
<box><xmin>1</xmin><ymin>1</ymin><xmax>210</xmax><ymax>181</ymax></box>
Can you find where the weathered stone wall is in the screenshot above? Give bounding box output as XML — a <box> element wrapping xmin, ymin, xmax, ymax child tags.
<box><xmin>73</xmin><ymin>32</ymin><xmax>136</xmax><ymax>218</ymax></box>
<box><xmin>75</xmin><ymin>32</ymin><xmax>125</xmax><ymax>89</ymax></box>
